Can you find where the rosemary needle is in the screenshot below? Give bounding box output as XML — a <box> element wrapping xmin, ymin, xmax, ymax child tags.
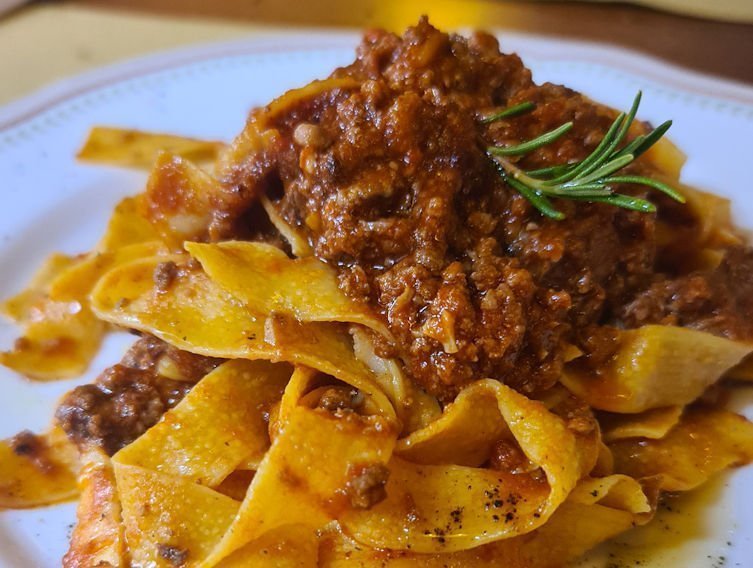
<box><xmin>483</xmin><ymin>92</ymin><xmax>685</xmax><ymax>219</ymax></box>
<box><xmin>481</xmin><ymin>101</ymin><xmax>536</xmax><ymax>123</ymax></box>
<box><xmin>488</xmin><ymin>122</ymin><xmax>574</xmax><ymax>157</ymax></box>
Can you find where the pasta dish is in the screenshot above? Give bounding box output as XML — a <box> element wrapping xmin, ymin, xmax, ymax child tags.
<box><xmin>1</xmin><ymin>18</ymin><xmax>753</xmax><ymax>567</ymax></box>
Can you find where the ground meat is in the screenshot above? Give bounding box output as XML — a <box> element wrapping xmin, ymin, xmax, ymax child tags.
<box><xmin>345</xmin><ymin>463</ymin><xmax>390</xmax><ymax>509</ymax></box>
<box><xmin>153</xmin><ymin>260</ymin><xmax>178</xmax><ymax>292</ymax></box>
<box><xmin>205</xmin><ymin>18</ymin><xmax>753</xmax><ymax>401</ymax></box>
<box><xmin>122</xmin><ymin>334</ymin><xmax>221</xmax><ymax>382</ymax></box>
<box><xmin>573</xmin><ymin>324</ymin><xmax>621</xmax><ymax>373</ymax></box>
<box><xmin>488</xmin><ymin>438</ymin><xmax>529</xmax><ymax>473</ymax></box>
<box><xmin>9</xmin><ymin>430</ymin><xmax>42</xmax><ymax>457</ymax></box>
<box><xmin>317</xmin><ymin>386</ymin><xmax>364</xmax><ymax>412</ymax></box>
<box><xmin>9</xmin><ymin>430</ymin><xmax>54</xmax><ymax>473</ymax></box>
<box><xmin>55</xmin><ymin>364</ymin><xmax>188</xmax><ymax>455</ymax></box>
<box><xmin>551</xmin><ymin>390</ymin><xmax>599</xmax><ymax>436</ymax></box>
<box><xmin>157</xmin><ymin>544</ymin><xmax>189</xmax><ymax>567</ymax></box>
<box><xmin>619</xmin><ymin>247</ymin><xmax>753</xmax><ymax>339</ymax></box>
<box><xmin>55</xmin><ymin>337</ymin><xmax>209</xmax><ymax>455</ymax></box>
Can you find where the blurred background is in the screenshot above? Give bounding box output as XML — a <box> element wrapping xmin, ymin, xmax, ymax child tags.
<box><xmin>0</xmin><ymin>0</ymin><xmax>752</xmax><ymax>106</ymax></box>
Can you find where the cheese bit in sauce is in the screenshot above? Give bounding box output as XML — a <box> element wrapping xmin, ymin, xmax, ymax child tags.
<box><xmin>484</xmin><ymin>91</ymin><xmax>686</xmax><ymax>220</ymax></box>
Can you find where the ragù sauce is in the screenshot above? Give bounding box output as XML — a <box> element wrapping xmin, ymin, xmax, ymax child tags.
<box><xmin>209</xmin><ymin>17</ymin><xmax>753</xmax><ymax>402</ymax></box>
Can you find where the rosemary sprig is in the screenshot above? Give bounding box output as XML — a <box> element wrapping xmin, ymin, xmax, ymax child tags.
<box><xmin>483</xmin><ymin>92</ymin><xmax>685</xmax><ymax>219</ymax></box>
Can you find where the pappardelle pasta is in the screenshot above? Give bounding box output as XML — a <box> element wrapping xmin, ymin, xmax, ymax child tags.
<box><xmin>2</xmin><ymin>18</ymin><xmax>753</xmax><ymax>568</ymax></box>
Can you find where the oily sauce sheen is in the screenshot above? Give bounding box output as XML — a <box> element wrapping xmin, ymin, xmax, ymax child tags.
<box><xmin>211</xmin><ymin>18</ymin><xmax>753</xmax><ymax>402</ymax></box>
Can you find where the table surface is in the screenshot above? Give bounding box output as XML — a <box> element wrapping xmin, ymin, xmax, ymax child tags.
<box><xmin>1</xmin><ymin>0</ymin><xmax>752</xmax><ymax>107</ymax></box>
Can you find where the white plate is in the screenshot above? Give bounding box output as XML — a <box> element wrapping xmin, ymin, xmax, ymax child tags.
<box><xmin>1</xmin><ymin>31</ymin><xmax>752</xmax><ymax>568</ymax></box>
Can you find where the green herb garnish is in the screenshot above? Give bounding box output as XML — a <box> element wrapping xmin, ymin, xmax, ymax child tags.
<box><xmin>484</xmin><ymin>91</ymin><xmax>685</xmax><ymax>220</ymax></box>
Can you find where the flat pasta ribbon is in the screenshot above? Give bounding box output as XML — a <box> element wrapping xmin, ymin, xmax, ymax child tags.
<box><xmin>0</xmin><ymin>197</ymin><xmax>164</xmax><ymax>380</ymax></box>
<box><xmin>63</xmin><ymin>448</ymin><xmax>125</xmax><ymax>568</ymax></box>
<box><xmin>395</xmin><ymin>380</ymin><xmax>510</xmax><ymax>467</ymax></box>
<box><xmin>94</xmin><ymin>195</ymin><xmax>162</xmax><ymax>251</ymax></box>
<box><xmin>115</xmin><ymin>463</ymin><xmax>240</xmax><ymax>568</ymax></box>
<box><xmin>727</xmin><ymin>355</ymin><xmax>753</xmax><ymax>382</ymax></box>
<box><xmin>609</xmin><ymin>406</ymin><xmax>753</xmax><ymax>491</ymax></box>
<box><xmin>49</xmin><ymin>241</ymin><xmax>165</xmax><ymax>301</ymax></box>
<box><xmin>0</xmin><ymin>428</ymin><xmax>78</xmax><ymax>509</ymax></box>
<box><xmin>561</xmin><ymin>325</ymin><xmax>753</xmax><ymax>413</ymax></box>
<box><xmin>397</xmin><ymin>381</ymin><xmax>600</xmax><ymax>470</ymax></box>
<box><xmin>185</xmin><ymin>241</ymin><xmax>391</xmax><ymax>338</ymax></box>
<box><xmin>1</xmin><ymin>253</ymin><xmax>76</xmax><ymax>324</ymax></box>
<box><xmin>0</xmin><ymin>252</ymin><xmax>106</xmax><ymax>380</ymax></box>
<box><xmin>319</xmin><ymin>475</ymin><xmax>658</xmax><ymax>567</ymax></box>
<box><xmin>351</xmin><ymin>327</ymin><xmax>441</xmax><ymax>435</ymax></box>
<box><xmin>105</xmin><ymin>362</ymin><xmax>325</xmax><ymax>567</ymax></box>
<box><xmin>340</xmin><ymin>380</ymin><xmax>589</xmax><ymax>553</ymax></box>
<box><xmin>259</xmin><ymin>77</ymin><xmax>360</xmax><ymax>126</ymax></box>
<box><xmin>260</xmin><ymin>196</ymin><xmax>312</xmax><ymax>258</ymax></box>
<box><xmin>216</xmin><ymin>525</ymin><xmax>319</xmax><ymax>568</ymax></box>
<box><xmin>143</xmin><ymin>153</ymin><xmax>224</xmax><ymax>245</ymax></box>
<box><xmin>598</xmin><ymin>406</ymin><xmax>683</xmax><ymax>443</ymax></box>
<box><xmin>90</xmin><ymin>255</ymin><xmax>396</xmax><ymax>421</ymax></box>
<box><xmin>113</xmin><ymin>359</ymin><xmax>292</xmax><ymax>485</ymax></box>
<box><xmin>77</xmin><ymin>127</ymin><xmax>224</xmax><ymax>169</ymax></box>
<box><xmin>200</xmin><ymin>406</ymin><xmax>396</xmax><ymax>567</ymax></box>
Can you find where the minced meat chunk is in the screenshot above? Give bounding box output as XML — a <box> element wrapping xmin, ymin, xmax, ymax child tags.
<box><xmin>55</xmin><ymin>364</ymin><xmax>190</xmax><ymax>455</ymax></box>
<box><xmin>345</xmin><ymin>463</ymin><xmax>390</xmax><ymax>509</ymax></box>
<box><xmin>122</xmin><ymin>334</ymin><xmax>221</xmax><ymax>382</ymax></box>
<box><xmin>619</xmin><ymin>247</ymin><xmax>753</xmax><ymax>340</ymax></box>
<box><xmin>9</xmin><ymin>430</ymin><xmax>55</xmax><ymax>473</ymax></box>
<box><xmin>55</xmin><ymin>336</ymin><xmax>211</xmax><ymax>455</ymax></box>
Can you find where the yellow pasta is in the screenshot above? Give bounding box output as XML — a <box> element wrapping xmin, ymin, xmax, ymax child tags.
<box><xmin>341</xmin><ymin>381</ymin><xmax>591</xmax><ymax>553</ymax></box>
<box><xmin>217</xmin><ymin>526</ymin><xmax>319</xmax><ymax>568</ymax></box>
<box><xmin>562</xmin><ymin>325</ymin><xmax>752</xmax><ymax>413</ymax></box>
<box><xmin>77</xmin><ymin>126</ymin><xmax>224</xmax><ymax>169</ymax></box>
<box><xmin>395</xmin><ymin>379</ymin><xmax>507</xmax><ymax>466</ymax></box>
<box><xmin>0</xmin><ymin>302</ymin><xmax>105</xmax><ymax>380</ymax></box>
<box><xmin>351</xmin><ymin>328</ymin><xmax>441</xmax><ymax>435</ymax></box>
<box><xmin>261</xmin><ymin>196</ymin><xmax>313</xmax><ymax>258</ymax></box>
<box><xmin>113</xmin><ymin>360</ymin><xmax>292</xmax><ymax>484</ymax></box>
<box><xmin>1</xmin><ymin>253</ymin><xmax>76</xmax><ymax>324</ymax></box>
<box><xmin>143</xmin><ymin>152</ymin><xmax>223</xmax><ymax>244</ymax></box>
<box><xmin>320</xmin><ymin>476</ymin><xmax>658</xmax><ymax>567</ymax></box>
<box><xmin>202</xmin><ymin>406</ymin><xmax>396</xmax><ymax>566</ymax></box>
<box><xmin>727</xmin><ymin>355</ymin><xmax>753</xmax><ymax>382</ymax></box>
<box><xmin>260</xmin><ymin>78</ymin><xmax>360</xmax><ymax>126</ymax></box>
<box><xmin>115</xmin><ymin>463</ymin><xmax>240</xmax><ymax>567</ymax></box>
<box><xmin>599</xmin><ymin>406</ymin><xmax>683</xmax><ymax>442</ymax></box>
<box><xmin>95</xmin><ymin>195</ymin><xmax>162</xmax><ymax>251</ymax></box>
<box><xmin>63</xmin><ymin>448</ymin><xmax>125</xmax><ymax>568</ymax></box>
<box><xmin>0</xmin><ymin>428</ymin><xmax>78</xmax><ymax>509</ymax></box>
<box><xmin>0</xmin><ymin>196</ymin><xmax>165</xmax><ymax>380</ymax></box>
<box><xmin>90</xmin><ymin>255</ymin><xmax>396</xmax><ymax>420</ymax></box>
<box><xmin>185</xmin><ymin>241</ymin><xmax>391</xmax><ymax>337</ymax></box>
<box><xmin>610</xmin><ymin>407</ymin><xmax>753</xmax><ymax>491</ymax></box>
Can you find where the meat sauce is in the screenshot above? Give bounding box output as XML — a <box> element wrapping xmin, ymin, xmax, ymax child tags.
<box><xmin>9</xmin><ymin>430</ymin><xmax>57</xmax><ymax>473</ymax></box>
<box><xmin>206</xmin><ymin>18</ymin><xmax>753</xmax><ymax>402</ymax></box>
<box><xmin>56</xmin><ymin>336</ymin><xmax>220</xmax><ymax>455</ymax></box>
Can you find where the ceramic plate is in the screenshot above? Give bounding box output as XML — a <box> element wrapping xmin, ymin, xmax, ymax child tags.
<box><xmin>1</xmin><ymin>31</ymin><xmax>752</xmax><ymax>567</ymax></box>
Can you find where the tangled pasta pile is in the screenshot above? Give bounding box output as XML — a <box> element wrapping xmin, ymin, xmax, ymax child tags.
<box><xmin>2</xmin><ymin>19</ymin><xmax>753</xmax><ymax>568</ymax></box>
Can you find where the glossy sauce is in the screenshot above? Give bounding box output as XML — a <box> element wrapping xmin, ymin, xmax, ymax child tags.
<box><xmin>578</xmin><ymin>476</ymin><xmax>738</xmax><ymax>568</ymax></box>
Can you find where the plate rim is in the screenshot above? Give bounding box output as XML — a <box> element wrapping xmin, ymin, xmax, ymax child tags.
<box><xmin>1</xmin><ymin>29</ymin><xmax>752</xmax><ymax>132</ymax></box>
